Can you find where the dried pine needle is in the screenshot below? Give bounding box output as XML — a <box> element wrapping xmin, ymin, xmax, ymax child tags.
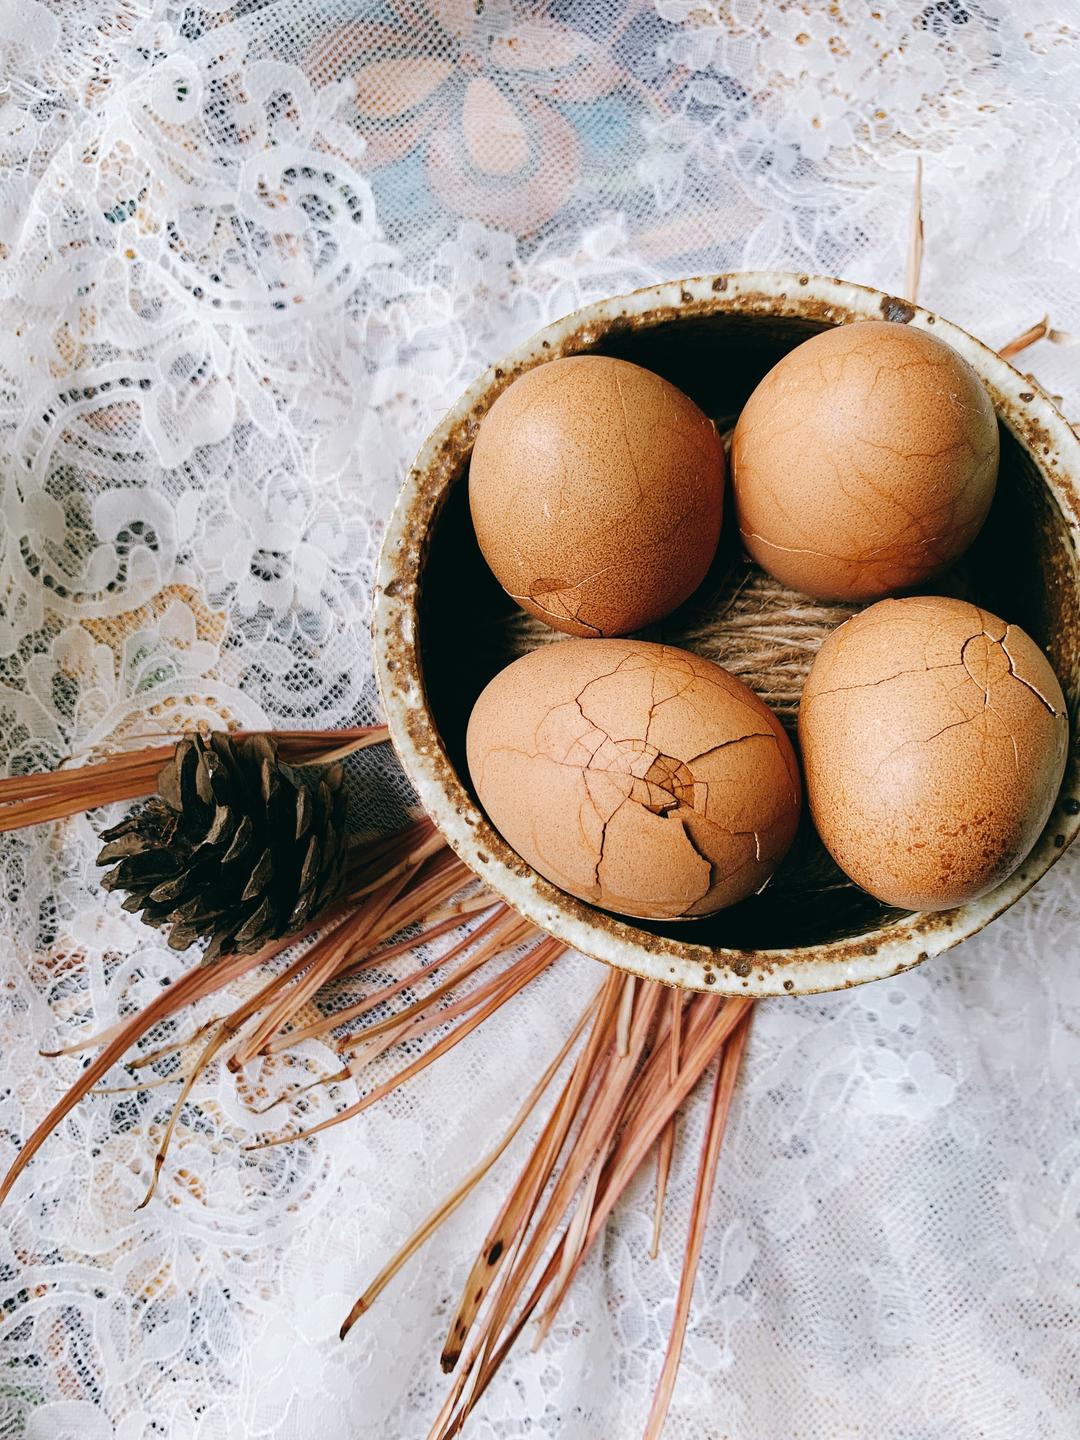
<box><xmin>246</xmin><ymin>940</ymin><xmax>563</xmax><ymax>1152</ymax></box>
<box><xmin>339</xmin><ymin>990</ymin><xmax>599</xmax><ymax>1340</ymax></box>
<box><xmin>0</xmin><ymin>944</ymin><xmax>266</xmax><ymax>1205</ymax></box>
<box><xmin>0</xmin><ymin>726</ymin><xmax>388</xmax><ymax>832</ymax></box>
<box><xmin>266</xmin><ymin>903</ymin><xmax>521</xmax><ymax>1054</ymax></box>
<box><xmin>126</xmin><ymin>1016</ymin><xmax>223</xmax><ymax>1070</ymax></box>
<box><xmin>905</xmin><ymin>154</ymin><xmax>923</xmax><ymax>304</ymax></box>
<box><xmin>439</xmin><ymin>970</ymin><xmax>625</xmax><ymax>1371</ymax></box>
<box><xmin>615</xmin><ymin>972</ymin><xmax>636</xmax><ymax>1056</ymax></box>
<box><xmin>650</xmin><ymin>988</ymin><xmax>684</xmax><ymax>1260</ymax></box>
<box><xmin>431</xmin><ymin>1000</ymin><xmax>751</xmax><ymax>1437</ymax></box>
<box><xmin>643</xmin><ymin>1010</ymin><xmax>751</xmax><ymax>1440</ymax></box>
<box><xmin>999</xmin><ymin>315</ymin><xmax>1076</xmax><ymax>362</ymax></box>
<box><xmin>136</xmin><ymin>1022</ymin><xmax>233</xmax><ymax>1210</ymax></box>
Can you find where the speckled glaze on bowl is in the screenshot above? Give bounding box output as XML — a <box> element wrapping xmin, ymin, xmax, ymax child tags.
<box><xmin>373</xmin><ymin>273</ymin><xmax>1080</xmax><ymax>997</ymax></box>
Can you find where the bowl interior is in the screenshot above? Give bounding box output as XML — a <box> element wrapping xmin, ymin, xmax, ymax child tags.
<box><xmin>416</xmin><ymin>305</ymin><xmax>1078</xmax><ymax>956</ymax></box>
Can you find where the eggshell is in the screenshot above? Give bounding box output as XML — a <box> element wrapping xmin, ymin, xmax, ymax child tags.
<box><xmin>799</xmin><ymin>596</ymin><xmax>1068</xmax><ymax>910</ymax></box>
<box><xmin>468</xmin><ymin>356</ymin><xmax>725</xmax><ymax>636</ymax></box>
<box><xmin>731</xmin><ymin>320</ymin><xmax>999</xmax><ymax>601</ymax></box>
<box><xmin>466</xmin><ymin>639</ymin><xmax>801</xmax><ymax>920</ymax></box>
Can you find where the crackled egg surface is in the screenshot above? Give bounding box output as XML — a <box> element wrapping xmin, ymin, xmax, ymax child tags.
<box><xmin>731</xmin><ymin>320</ymin><xmax>999</xmax><ymax>601</ymax></box>
<box><xmin>468</xmin><ymin>355</ymin><xmax>725</xmax><ymax>637</ymax></box>
<box><xmin>799</xmin><ymin>596</ymin><xmax>1068</xmax><ymax>910</ymax></box>
<box><xmin>466</xmin><ymin>639</ymin><xmax>801</xmax><ymax>920</ymax></box>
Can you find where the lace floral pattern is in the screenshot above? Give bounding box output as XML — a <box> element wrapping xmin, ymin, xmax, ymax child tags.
<box><xmin>0</xmin><ymin>2</ymin><xmax>1078</xmax><ymax>1436</ymax></box>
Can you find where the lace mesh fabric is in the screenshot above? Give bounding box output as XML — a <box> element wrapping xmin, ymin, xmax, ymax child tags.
<box><xmin>0</xmin><ymin>2</ymin><xmax>1078</xmax><ymax>1436</ymax></box>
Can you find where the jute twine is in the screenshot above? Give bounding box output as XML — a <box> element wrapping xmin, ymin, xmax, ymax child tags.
<box><xmin>494</xmin><ymin>553</ymin><xmax>858</xmax><ymax>734</ymax></box>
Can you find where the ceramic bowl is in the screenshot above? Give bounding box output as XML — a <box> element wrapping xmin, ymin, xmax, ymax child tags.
<box><xmin>373</xmin><ymin>273</ymin><xmax>1080</xmax><ymax>997</ymax></box>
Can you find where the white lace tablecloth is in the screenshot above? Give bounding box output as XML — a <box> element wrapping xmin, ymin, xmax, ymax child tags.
<box><xmin>1</xmin><ymin>3</ymin><xmax>1078</xmax><ymax>1437</ymax></box>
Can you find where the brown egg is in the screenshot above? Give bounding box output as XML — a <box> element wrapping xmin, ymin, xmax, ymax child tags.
<box><xmin>467</xmin><ymin>639</ymin><xmax>801</xmax><ymax>920</ymax></box>
<box><xmin>799</xmin><ymin>596</ymin><xmax>1068</xmax><ymax>910</ymax></box>
<box><xmin>731</xmin><ymin>321</ymin><xmax>999</xmax><ymax>601</ymax></box>
<box><xmin>469</xmin><ymin>356</ymin><xmax>725</xmax><ymax>636</ymax></box>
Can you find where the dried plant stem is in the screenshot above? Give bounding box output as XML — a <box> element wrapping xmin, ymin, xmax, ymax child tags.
<box><xmin>326</xmin><ymin>860</ymin><xmax>484</xmax><ymax>992</ymax></box>
<box><xmin>531</xmin><ymin>1150</ymin><xmax>600</xmax><ymax>1352</ymax></box>
<box><xmin>520</xmin><ymin>998</ymin><xmax>711</xmax><ymax>1334</ymax></box>
<box><xmin>230</xmin><ymin>854</ymin><xmax>427</xmax><ymax>1065</ymax></box>
<box><xmin>221</xmin><ymin>912</ymin><xmax>363</xmax><ymax>1074</ymax></box>
<box><xmin>0</xmin><ymin>748</ymin><xmax>172</xmax><ymax>803</ymax></box>
<box><xmin>1</xmin><ymin>767</ymin><xmax>172</xmax><ymax>831</ymax></box>
<box><xmin>136</xmin><ymin>1022</ymin><xmax>234</xmax><ymax>1209</ymax></box>
<box><xmin>436</xmin><ymin>981</ymin><xmax>666</xmax><ymax>1430</ymax></box>
<box><xmin>441</xmin><ymin>970</ymin><xmax>626</xmax><ymax>1370</ymax></box>
<box><xmin>0</xmin><ymin>726</ymin><xmax>388</xmax><ymax>833</ymax></box>
<box><xmin>247</xmin><ymin>939</ymin><xmax>565</xmax><ymax>1152</ymax></box>
<box><xmin>260</xmin><ymin>950</ymin><xmax>529</xmax><ymax>1117</ymax></box>
<box><xmin>502</xmin><ymin>980</ymin><xmax>664</xmax><ymax>1298</ymax></box>
<box><xmin>348</xmin><ymin>849</ymin><xmax>438</xmax><ymax>900</ymax></box>
<box><xmin>554</xmin><ymin>1005</ymin><xmax>748</xmax><ymax>1318</ymax></box>
<box><xmin>616</xmin><ymin>973</ymin><xmax>636</xmax><ymax>1056</ymax></box>
<box><xmin>268</xmin><ymin>726</ymin><xmax>390</xmax><ymax>764</ymax></box>
<box><xmin>252</xmin><ymin>937</ymin><xmax>559</xmax><ymax>1131</ymax></box>
<box><xmin>999</xmin><ymin>315</ymin><xmax>1051</xmax><ymax>361</ymax></box>
<box><xmin>126</xmin><ymin>1016</ymin><xmax>222</xmax><ymax>1070</ymax></box>
<box><xmin>91</xmin><ymin>1067</ymin><xmax>196</xmax><ymax>1097</ymax></box>
<box><xmin>650</xmin><ymin>989</ymin><xmax>683</xmax><ymax>1260</ymax></box>
<box><xmin>286</xmin><ymin>731</ymin><xmax>388</xmax><ymax>765</ymax></box>
<box><xmin>40</xmin><ymin>1014</ymin><xmax>146</xmax><ymax>1060</ymax></box>
<box><xmin>247</xmin><ymin>1063</ymin><xmax>352</xmax><ymax>1117</ymax></box>
<box><xmin>266</xmin><ymin>903</ymin><xmax>526</xmax><ymax>1054</ymax></box>
<box><xmin>579</xmin><ymin>1002</ymin><xmax>751</xmax><ymax>1251</ymax></box>
<box><xmin>339</xmin><ymin>989</ymin><xmax>600</xmax><ymax>1340</ymax></box>
<box><xmin>0</xmin><ymin>942</ymin><xmax>268</xmax><ymax>1205</ymax></box>
<box><xmin>643</xmin><ymin>1010</ymin><xmax>751</xmax><ymax>1440</ymax></box>
<box><xmin>326</xmin><ymin>917</ymin><xmax>541</xmax><ymax>1063</ymax></box>
<box><xmin>4</xmin><ymin>794</ymin><xmax>494</xmax><ymax>1204</ymax></box>
<box><xmin>255</xmin><ymin>930</ymin><xmax>530</xmax><ymax>1099</ymax></box>
<box><xmin>422</xmin><ymin>895</ymin><xmax>494</xmax><ymax>925</ymax></box>
<box><xmin>342</xmin><ymin>817</ymin><xmax>441</xmax><ymax>893</ymax></box>
<box><xmin>905</xmin><ymin>154</ymin><xmax>923</xmax><ymax>304</ymax></box>
<box><xmin>529</xmin><ymin>981</ymin><xmax>666</xmax><ymax>1344</ymax></box>
<box><xmin>353</xmin><ymin>849</ymin><xmax>474</xmax><ymax>935</ymax></box>
<box><xmin>432</xmin><ymin>998</ymin><xmax>752</xmax><ymax>1437</ymax></box>
<box><xmin>162</xmin><ymin>840</ymin><xmax>506</xmax><ymax>1186</ymax></box>
<box><xmin>347</xmin><ymin>819</ymin><xmax>432</xmax><ymax>866</ymax></box>
<box><xmin>40</xmin><ymin>920</ymin><xmax>332</xmax><ymax>1062</ymax></box>
<box><xmin>246</xmin><ymin>913</ymin><xmax>539</xmax><ymax>1117</ymax></box>
<box><xmin>326</xmin><ymin>900</ymin><xmax>496</xmax><ymax>981</ymax></box>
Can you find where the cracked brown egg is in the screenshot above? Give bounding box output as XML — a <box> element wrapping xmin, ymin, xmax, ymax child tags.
<box><xmin>799</xmin><ymin>596</ymin><xmax>1068</xmax><ymax>910</ymax></box>
<box><xmin>731</xmin><ymin>320</ymin><xmax>1000</xmax><ymax>601</ymax></box>
<box><xmin>468</xmin><ymin>355</ymin><xmax>725</xmax><ymax>636</ymax></box>
<box><xmin>466</xmin><ymin>639</ymin><xmax>801</xmax><ymax>920</ymax></box>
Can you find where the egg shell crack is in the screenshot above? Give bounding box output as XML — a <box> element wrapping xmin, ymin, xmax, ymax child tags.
<box><xmin>468</xmin><ymin>641</ymin><xmax>800</xmax><ymax>918</ymax></box>
<box><xmin>799</xmin><ymin>596</ymin><xmax>1068</xmax><ymax>911</ymax></box>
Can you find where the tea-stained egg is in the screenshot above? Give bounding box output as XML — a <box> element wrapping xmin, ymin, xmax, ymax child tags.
<box><xmin>469</xmin><ymin>356</ymin><xmax>725</xmax><ymax>637</ymax></box>
<box><xmin>799</xmin><ymin>596</ymin><xmax>1068</xmax><ymax>909</ymax></box>
<box><xmin>466</xmin><ymin>639</ymin><xmax>801</xmax><ymax>920</ymax></box>
<box><xmin>732</xmin><ymin>321</ymin><xmax>999</xmax><ymax>601</ymax></box>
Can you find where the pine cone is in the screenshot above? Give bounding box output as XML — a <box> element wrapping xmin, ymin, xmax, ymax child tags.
<box><xmin>97</xmin><ymin>732</ymin><xmax>348</xmax><ymax>962</ymax></box>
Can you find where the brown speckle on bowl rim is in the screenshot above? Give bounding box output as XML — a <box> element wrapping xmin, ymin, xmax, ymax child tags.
<box><xmin>373</xmin><ymin>273</ymin><xmax>1080</xmax><ymax>998</ymax></box>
